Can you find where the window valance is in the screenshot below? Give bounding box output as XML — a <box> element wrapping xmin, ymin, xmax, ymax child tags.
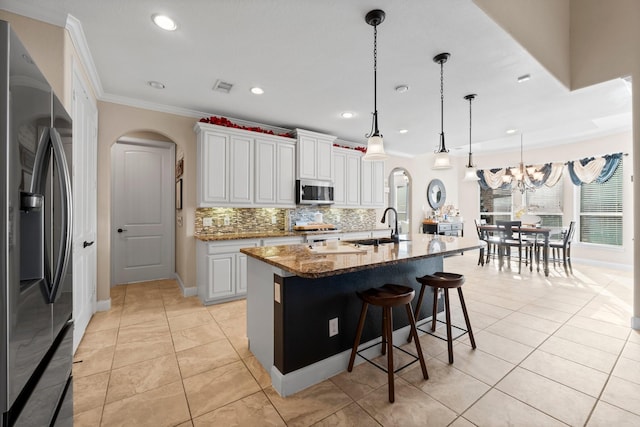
<box><xmin>477</xmin><ymin>152</ymin><xmax>622</xmax><ymax>190</ymax></box>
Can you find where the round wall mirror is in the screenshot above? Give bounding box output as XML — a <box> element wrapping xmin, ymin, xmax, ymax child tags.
<box><xmin>427</xmin><ymin>179</ymin><xmax>446</xmax><ymax>209</ymax></box>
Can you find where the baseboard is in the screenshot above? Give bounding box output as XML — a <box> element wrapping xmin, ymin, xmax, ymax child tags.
<box><xmin>175</xmin><ymin>272</ymin><xmax>197</xmax><ymax>297</ymax></box>
<box><xmin>632</xmin><ymin>317</ymin><xmax>640</xmax><ymax>330</ymax></box>
<box><xmin>96</xmin><ymin>298</ymin><xmax>111</xmax><ymax>312</ymax></box>
<box><xmin>270</xmin><ymin>324</ymin><xmax>414</xmax><ymax>397</ymax></box>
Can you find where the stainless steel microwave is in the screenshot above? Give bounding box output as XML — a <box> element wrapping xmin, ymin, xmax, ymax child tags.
<box><xmin>296</xmin><ymin>179</ymin><xmax>334</xmax><ymax>205</ymax></box>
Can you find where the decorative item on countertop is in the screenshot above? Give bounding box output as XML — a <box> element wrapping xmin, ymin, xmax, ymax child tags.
<box><xmin>198</xmin><ymin>116</ymin><xmax>293</xmax><ymax>138</ymax></box>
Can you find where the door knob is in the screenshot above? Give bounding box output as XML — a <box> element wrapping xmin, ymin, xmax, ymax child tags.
<box><xmin>83</xmin><ymin>241</ymin><xmax>95</xmax><ymax>248</ymax></box>
<box><xmin>117</xmin><ymin>228</ymin><xmax>127</xmax><ymax>233</ymax></box>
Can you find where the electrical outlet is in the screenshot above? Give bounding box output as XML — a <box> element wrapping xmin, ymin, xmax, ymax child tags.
<box><xmin>329</xmin><ymin>318</ymin><xmax>339</xmax><ymax>337</ymax></box>
<box><xmin>203</xmin><ymin>217</ymin><xmax>213</xmax><ymax>227</ymax></box>
<box><xmin>224</xmin><ymin>216</ymin><xmax>230</xmax><ymax>226</ymax></box>
<box><xmin>271</xmin><ymin>215</ymin><xmax>277</xmax><ymax>224</ymax></box>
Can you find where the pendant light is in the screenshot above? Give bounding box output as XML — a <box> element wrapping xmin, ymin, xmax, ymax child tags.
<box><xmin>432</xmin><ymin>52</ymin><xmax>452</xmax><ymax>169</ymax></box>
<box><xmin>463</xmin><ymin>93</ymin><xmax>480</xmax><ymax>181</ymax></box>
<box><xmin>362</xmin><ymin>9</ymin><xmax>388</xmax><ymax>161</ymax></box>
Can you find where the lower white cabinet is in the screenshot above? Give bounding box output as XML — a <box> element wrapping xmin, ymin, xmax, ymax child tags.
<box><xmin>197</xmin><ymin>239</ymin><xmax>260</xmax><ymax>304</ymax></box>
<box><xmin>262</xmin><ymin>236</ymin><xmax>304</xmax><ymax>246</ymax></box>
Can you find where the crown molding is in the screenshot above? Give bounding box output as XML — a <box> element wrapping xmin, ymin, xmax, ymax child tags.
<box><xmin>65</xmin><ymin>14</ymin><xmax>103</xmax><ymax>98</ymax></box>
<box><xmin>100</xmin><ymin>92</ymin><xmax>206</xmax><ymax>118</ymax></box>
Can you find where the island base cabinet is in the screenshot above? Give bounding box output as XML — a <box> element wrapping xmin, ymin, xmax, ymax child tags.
<box><xmin>197</xmin><ymin>240</ymin><xmax>259</xmax><ymax>305</ymax></box>
<box><xmin>271</xmin><ymin>257</ymin><xmax>443</xmax><ymax>375</ymax></box>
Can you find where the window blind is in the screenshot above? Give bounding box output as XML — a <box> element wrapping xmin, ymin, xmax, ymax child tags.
<box><xmin>579</xmin><ymin>161</ymin><xmax>623</xmax><ymax>245</ymax></box>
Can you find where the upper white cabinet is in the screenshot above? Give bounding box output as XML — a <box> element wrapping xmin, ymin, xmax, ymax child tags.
<box><xmin>361</xmin><ymin>159</ymin><xmax>385</xmax><ymax>207</ymax></box>
<box><xmin>294</xmin><ymin>129</ymin><xmax>336</xmax><ymax>181</ymax></box>
<box><xmin>195</xmin><ymin>122</ymin><xmax>295</xmax><ymax>207</ymax></box>
<box><xmin>333</xmin><ymin>147</ymin><xmax>362</xmax><ymax>207</ymax></box>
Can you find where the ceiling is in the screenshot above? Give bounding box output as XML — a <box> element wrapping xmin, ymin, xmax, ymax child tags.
<box><xmin>1</xmin><ymin>0</ymin><xmax>632</xmax><ymax>158</ymax></box>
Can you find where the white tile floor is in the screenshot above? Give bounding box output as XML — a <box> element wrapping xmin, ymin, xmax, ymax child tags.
<box><xmin>73</xmin><ymin>254</ymin><xmax>639</xmax><ymax>426</ymax></box>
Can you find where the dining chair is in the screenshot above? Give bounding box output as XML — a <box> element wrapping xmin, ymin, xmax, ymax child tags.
<box><xmin>495</xmin><ymin>220</ymin><xmax>534</xmax><ymax>274</ymax></box>
<box><xmin>549</xmin><ymin>221</ymin><xmax>576</xmax><ymax>274</ymax></box>
<box><xmin>475</xmin><ymin>219</ymin><xmax>500</xmax><ymax>266</ymax></box>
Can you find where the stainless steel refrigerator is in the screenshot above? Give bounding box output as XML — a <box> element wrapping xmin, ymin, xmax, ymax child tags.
<box><xmin>1</xmin><ymin>21</ymin><xmax>74</xmax><ymax>426</ymax></box>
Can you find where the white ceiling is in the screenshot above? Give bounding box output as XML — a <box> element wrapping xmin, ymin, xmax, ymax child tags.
<box><xmin>1</xmin><ymin>0</ymin><xmax>632</xmax><ymax>157</ymax></box>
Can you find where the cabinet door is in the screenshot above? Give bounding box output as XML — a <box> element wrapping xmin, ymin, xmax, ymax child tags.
<box><xmin>255</xmin><ymin>139</ymin><xmax>277</xmax><ymax>204</ymax></box>
<box><xmin>316</xmin><ymin>138</ymin><xmax>333</xmax><ymax>181</ymax></box>
<box><xmin>229</xmin><ymin>135</ymin><xmax>253</xmax><ymax>204</ymax></box>
<box><xmin>361</xmin><ymin>160</ymin><xmax>373</xmax><ymax>206</ymax></box>
<box><xmin>236</xmin><ymin>253</ymin><xmax>248</xmax><ymax>295</ymax></box>
<box><xmin>199</xmin><ymin>131</ymin><xmax>229</xmax><ymax>205</ymax></box>
<box><xmin>332</xmin><ymin>151</ymin><xmax>347</xmax><ymax>206</ymax></box>
<box><xmin>345</xmin><ymin>153</ymin><xmax>361</xmax><ymax>206</ymax></box>
<box><xmin>298</xmin><ymin>135</ymin><xmax>317</xmax><ymax>179</ymax></box>
<box><xmin>371</xmin><ymin>160</ymin><xmax>385</xmax><ymax>206</ymax></box>
<box><xmin>276</xmin><ymin>142</ymin><xmax>296</xmax><ymax>206</ymax></box>
<box><xmin>205</xmin><ymin>253</ymin><xmax>235</xmax><ymax>300</ymax></box>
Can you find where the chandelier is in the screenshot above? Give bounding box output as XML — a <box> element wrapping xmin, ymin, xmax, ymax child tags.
<box><xmin>432</xmin><ymin>52</ymin><xmax>452</xmax><ymax>169</ymax></box>
<box><xmin>502</xmin><ymin>134</ymin><xmax>543</xmax><ymax>193</ymax></box>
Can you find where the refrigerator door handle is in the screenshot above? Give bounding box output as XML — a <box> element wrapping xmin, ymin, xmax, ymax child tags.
<box><xmin>29</xmin><ymin>127</ymin><xmax>51</xmax><ymax>194</ymax></box>
<box><xmin>48</xmin><ymin>127</ymin><xmax>73</xmax><ymax>303</ymax></box>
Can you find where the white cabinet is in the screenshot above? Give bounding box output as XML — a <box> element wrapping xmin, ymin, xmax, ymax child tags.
<box><xmin>294</xmin><ymin>129</ymin><xmax>336</xmax><ymax>181</ymax></box>
<box><xmin>333</xmin><ymin>147</ymin><xmax>362</xmax><ymax>207</ymax></box>
<box><xmin>196</xmin><ymin>239</ymin><xmax>260</xmax><ymax>304</ymax></box>
<box><xmin>361</xmin><ymin>159</ymin><xmax>385</xmax><ymax>207</ymax></box>
<box><xmin>262</xmin><ymin>236</ymin><xmax>304</xmax><ymax>246</ymax></box>
<box><xmin>254</xmin><ymin>136</ymin><xmax>296</xmax><ymax>207</ymax></box>
<box><xmin>196</xmin><ymin>124</ymin><xmax>253</xmax><ymax>206</ymax></box>
<box><xmin>196</xmin><ymin>122</ymin><xmax>295</xmax><ymax>207</ymax></box>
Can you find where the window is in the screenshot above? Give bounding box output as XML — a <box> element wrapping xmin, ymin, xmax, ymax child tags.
<box><xmin>480</xmin><ymin>187</ymin><xmax>512</xmax><ymax>224</ymax></box>
<box><xmin>579</xmin><ymin>160</ymin><xmax>623</xmax><ymax>246</ymax></box>
<box><xmin>525</xmin><ymin>184</ymin><xmax>563</xmax><ymax>227</ymax></box>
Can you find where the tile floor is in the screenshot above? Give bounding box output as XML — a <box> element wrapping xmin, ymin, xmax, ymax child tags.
<box><xmin>72</xmin><ymin>255</ymin><xmax>640</xmax><ymax>426</ymax></box>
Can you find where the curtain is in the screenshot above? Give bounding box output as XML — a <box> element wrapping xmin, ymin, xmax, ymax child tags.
<box><xmin>567</xmin><ymin>152</ymin><xmax>622</xmax><ymax>185</ymax></box>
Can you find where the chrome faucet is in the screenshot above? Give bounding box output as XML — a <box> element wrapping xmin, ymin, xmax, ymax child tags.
<box><xmin>381</xmin><ymin>207</ymin><xmax>399</xmax><ymax>243</ymax></box>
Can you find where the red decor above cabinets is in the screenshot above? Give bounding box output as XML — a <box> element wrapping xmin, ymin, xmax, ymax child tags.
<box><xmin>198</xmin><ymin>116</ymin><xmax>293</xmax><ymax>138</ymax></box>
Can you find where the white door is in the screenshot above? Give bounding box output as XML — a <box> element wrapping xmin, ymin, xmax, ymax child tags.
<box><xmin>72</xmin><ymin>68</ymin><xmax>97</xmax><ymax>351</ymax></box>
<box><xmin>112</xmin><ymin>139</ymin><xmax>175</xmax><ymax>284</ymax></box>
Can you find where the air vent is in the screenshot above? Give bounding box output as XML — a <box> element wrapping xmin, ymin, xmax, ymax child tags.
<box><xmin>212</xmin><ymin>80</ymin><xmax>233</xmax><ymax>93</ymax></box>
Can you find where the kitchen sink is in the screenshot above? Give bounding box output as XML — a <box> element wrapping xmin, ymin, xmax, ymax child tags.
<box><xmin>347</xmin><ymin>237</ymin><xmax>409</xmax><ymax>246</ymax></box>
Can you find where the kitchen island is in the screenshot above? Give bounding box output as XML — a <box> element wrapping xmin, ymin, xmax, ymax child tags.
<box><xmin>241</xmin><ymin>233</ymin><xmax>483</xmax><ymax>396</ymax></box>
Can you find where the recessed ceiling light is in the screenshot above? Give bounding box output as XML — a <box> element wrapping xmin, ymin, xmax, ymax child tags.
<box><xmin>152</xmin><ymin>14</ymin><xmax>177</xmax><ymax>31</ymax></box>
<box><xmin>506</xmin><ymin>128</ymin><xmax>518</xmax><ymax>134</ymax></box>
<box><xmin>399</xmin><ymin>129</ymin><xmax>408</xmax><ymax>134</ymax></box>
<box><xmin>148</xmin><ymin>81</ymin><xmax>165</xmax><ymax>89</ymax></box>
<box><xmin>340</xmin><ymin>112</ymin><xmax>354</xmax><ymax>119</ymax></box>
<box><xmin>250</xmin><ymin>87</ymin><xmax>264</xmax><ymax>95</ymax></box>
<box><xmin>395</xmin><ymin>85</ymin><xmax>409</xmax><ymax>93</ymax></box>
<box><xmin>517</xmin><ymin>74</ymin><xmax>531</xmax><ymax>83</ymax></box>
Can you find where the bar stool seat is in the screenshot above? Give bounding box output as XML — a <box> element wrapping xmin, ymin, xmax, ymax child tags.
<box><xmin>348</xmin><ymin>284</ymin><xmax>428</xmax><ymax>403</ymax></box>
<box><xmin>411</xmin><ymin>272</ymin><xmax>476</xmax><ymax>364</ymax></box>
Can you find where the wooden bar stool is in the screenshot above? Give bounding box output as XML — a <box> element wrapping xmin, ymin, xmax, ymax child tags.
<box><xmin>348</xmin><ymin>284</ymin><xmax>428</xmax><ymax>403</ymax></box>
<box><xmin>410</xmin><ymin>272</ymin><xmax>476</xmax><ymax>364</ymax></box>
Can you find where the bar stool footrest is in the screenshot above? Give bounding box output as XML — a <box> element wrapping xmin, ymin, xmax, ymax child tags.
<box><xmin>417</xmin><ymin>319</ymin><xmax>470</xmax><ymax>342</ymax></box>
<box><xmin>353</xmin><ymin>340</ymin><xmax>423</xmax><ymax>375</ymax></box>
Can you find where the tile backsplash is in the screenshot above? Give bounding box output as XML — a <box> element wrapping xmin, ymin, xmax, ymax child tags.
<box><xmin>195</xmin><ymin>207</ymin><xmax>378</xmax><ymax>234</ymax></box>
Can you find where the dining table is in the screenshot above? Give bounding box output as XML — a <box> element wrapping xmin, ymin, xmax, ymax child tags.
<box><xmin>479</xmin><ymin>224</ymin><xmax>553</xmax><ymax>276</ymax></box>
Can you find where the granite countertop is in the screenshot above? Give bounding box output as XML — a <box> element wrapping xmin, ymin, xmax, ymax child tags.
<box><xmin>240</xmin><ymin>233</ymin><xmax>483</xmax><ymax>278</ymax></box>
<box><xmin>194</xmin><ymin>228</ymin><xmax>391</xmax><ymax>242</ymax></box>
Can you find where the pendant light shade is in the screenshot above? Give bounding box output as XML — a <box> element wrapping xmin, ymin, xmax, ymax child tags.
<box><xmin>463</xmin><ymin>93</ymin><xmax>480</xmax><ymax>181</ymax></box>
<box><xmin>432</xmin><ymin>52</ymin><xmax>452</xmax><ymax>169</ymax></box>
<box><xmin>362</xmin><ymin>9</ymin><xmax>388</xmax><ymax>161</ymax></box>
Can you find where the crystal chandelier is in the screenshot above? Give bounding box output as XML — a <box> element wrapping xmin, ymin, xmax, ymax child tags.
<box><xmin>502</xmin><ymin>134</ymin><xmax>543</xmax><ymax>193</ymax></box>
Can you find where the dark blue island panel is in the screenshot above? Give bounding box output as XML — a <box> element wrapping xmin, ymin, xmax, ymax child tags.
<box><xmin>273</xmin><ymin>256</ymin><xmax>442</xmax><ymax>375</ymax></box>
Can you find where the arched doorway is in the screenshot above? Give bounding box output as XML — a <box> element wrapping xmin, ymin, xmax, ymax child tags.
<box><xmin>388</xmin><ymin>168</ymin><xmax>412</xmax><ymax>234</ymax></box>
